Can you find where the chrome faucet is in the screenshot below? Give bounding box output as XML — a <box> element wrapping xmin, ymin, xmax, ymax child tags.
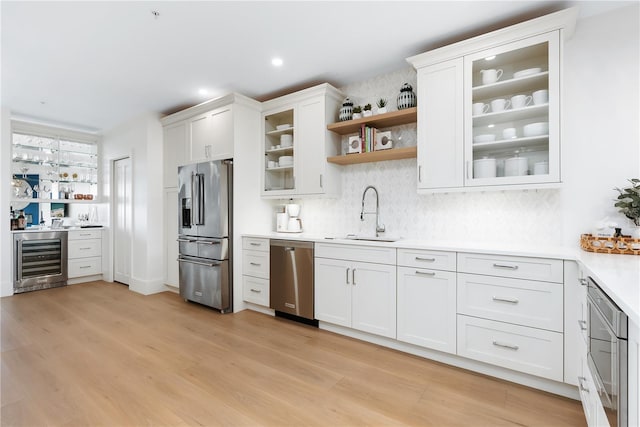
<box><xmin>360</xmin><ymin>185</ymin><xmax>385</xmax><ymax>236</ymax></box>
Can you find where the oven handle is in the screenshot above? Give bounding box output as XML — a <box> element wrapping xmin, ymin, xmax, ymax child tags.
<box><xmin>177</xmin><ymin>258</ymin><xmax>220</xmax><ymax>268</ymax></box>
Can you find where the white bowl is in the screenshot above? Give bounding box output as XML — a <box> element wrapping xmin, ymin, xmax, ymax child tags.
<box><xmin>513</xmin><ymin>68</ymin><xmax>542</xmax><ymax>78</ymax></box>
<box><xmin>473</xmin><ymin>134</ymin><xmax>496</xmax><ymax>144</ymax></box>
<box><xmin>523</xmin><ymin>122</ymin><xmax>549</xmax><ymax>137</ymax></box>
<box><xmin>276</xmin><ymin>124</ymin><xmax>291</xmax><ymax>131</ymax></box>
<box><xmin>278</xmin><ymin>155</ymin><xmax>293</xmax><ymax>166</ymax></box>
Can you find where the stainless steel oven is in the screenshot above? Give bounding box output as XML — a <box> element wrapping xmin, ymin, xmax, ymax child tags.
<box><xmin>13</xmin><ymin>231</ymin><xmax>68</xmax><ymax>293</ymax></box>
<box><xmin>587</xmin><ymin>276</ymin><xmax>628</xmax><ymax>427</ymax></box>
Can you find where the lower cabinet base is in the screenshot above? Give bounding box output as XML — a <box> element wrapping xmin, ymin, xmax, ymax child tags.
<box><xmin>318</xmin><ymin>321</ymin><xmax>579</xmax><ymax>401</ymax></box>
<box><xmin>68</xmin><ymin>274</ymin><xmax>103</xmax><ymax>285</ymax></box>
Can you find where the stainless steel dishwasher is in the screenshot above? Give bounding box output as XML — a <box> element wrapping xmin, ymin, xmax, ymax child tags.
<box><xmin>270</xmin><ymin>239</ymin><xmax>316</xmax><ymax>325</ymax></box>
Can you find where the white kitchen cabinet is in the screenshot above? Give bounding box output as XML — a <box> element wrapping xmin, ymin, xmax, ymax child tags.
<box><xmin>241</xmin><ymin>237</ymin><xmax>270</xmax><ymax>307</ymax></box>
<box><xmin>164</xmin><ymin>188</ymin><xmax>179</xmax><ymax>288</ymax></box>
<box><xmin>163</xmin><ymin>122</ymin><xmax>188</xmax><ymax>188</ymax></box>
<box><xmin>407</xmin><ymin>8</ymin><xmax>576</xmax><ymax>192</ymax></box>
<box><xmin>457</xmin><ymin>252</ymin><xmax>563</xmax><ymax>283</ymax></box>
<box><xmin>315</xmin><ymin>244</ymin><xmax>396</xmax><ymax>338</ymax></box>
<box><xmin>189</xmin><ymin>105</ymin><xmax>234</xmax><ymax>162</ymax></box>
<box><xmin>261</xmin><ymin>83</ymin><xmax>342</xmax><ymax>198</ymax></box>
<box><xmin>457</xmin><ymin>314</ymin><xmax>563</xmax><ymax>381</ymax></box>
<box><xmin>67</xmin><ymin>229</ymin><xmax>102</xmax><ymax>280</ymax></box>
<box><xmin>416</xmin><ymin>58</ymin><xmax>464</xmax><ymax>190</ymax></box>
<box><xmin>397</xmin><ymin>266</ymin><xmax>457</xmax><ymax>354</ymax></box>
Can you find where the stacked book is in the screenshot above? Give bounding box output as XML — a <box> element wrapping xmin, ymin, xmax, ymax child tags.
<box><xmin>360</xmin><ymin>125</ymin><xmax>377</xmax><ymax>153</ymax></box>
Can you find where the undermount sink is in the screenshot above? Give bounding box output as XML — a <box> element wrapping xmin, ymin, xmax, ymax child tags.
<box><xmin>343</xmin><ymin>234</ymin><xmax>400</xmax><ymax>243</ymax></box>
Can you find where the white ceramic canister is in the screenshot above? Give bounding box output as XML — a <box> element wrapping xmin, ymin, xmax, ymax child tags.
<box><xmin>280</xmin><ymin>134</ymin><xmax>293</xmax><ymax>147</ymax></box>
<box><xmin>504</xmin><ymin>156</ymin><xmax>528</xmax><ymax>176</ymax></box>
<box><xmin>473</xmin><ymin>157</ymin><xmax>497</xmax><ymax>178</ymax></box>
<box><xmin>534</xmin><ymin>161</ymin><xmax>549</xmax><ymax>175</ymax></box>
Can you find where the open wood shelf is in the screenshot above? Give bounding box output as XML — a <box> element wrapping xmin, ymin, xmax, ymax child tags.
<box><xmin>327</xmin><ymin>146</ymin><xmax>417</xmax><ymax>165</ymax></box>
<box><xmin>327</xmin><ymin>107</ymin><xmax>417</xmax><ymax>135</ymax></box>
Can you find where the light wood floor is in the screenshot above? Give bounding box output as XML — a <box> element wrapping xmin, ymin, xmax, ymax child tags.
<box><xmin>1</xmin><ymin>281</ymin><xmax>586</xmax><ymax>426</ymax></box>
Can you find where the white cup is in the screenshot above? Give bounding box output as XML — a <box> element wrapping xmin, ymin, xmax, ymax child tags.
<box><xmin>481</xmin><ymin>69</ymin><xmax>503</xmax><ymax>85</ymax></box>
<box><xmin>532</xmin><ymin>89</ymin><xmax>549</xmax><ymax>105</ymax></box>
<box><xmin>502</xmin><ymin>128</ymin><xmax>517</xmax><ymax>139</ymax></box>
<box><xmin>472</xmin><ymin>103</ymin><xmax>490</xmax><ymax>116</ymax></box>
<box><xmin>490</xmin><ymin>98</ymin><xmax>511</xmax><ymax>112</ymax></box>
<box><xmin>268</xmin><ymin>160</ymin><xmax>276</xmax><ymax>168</ymax></box>
<box><xmin>280</xmin><ymin>134</ymin><xmax>293</xmax><ymax>147</ymax></box>
<box><xmin>511</xmin><ymin>94</ymin><xmax>533</xmax><ymax>109</ymax></box>
<box><xmin>534</xmin><ymin>161</ymin><xmax>549</xmax><ymax>175</ymax></box>
<box><xmin>505</xmin><ymin>156</ymin><xmax>528</xmax><ymax>176</ymax></box>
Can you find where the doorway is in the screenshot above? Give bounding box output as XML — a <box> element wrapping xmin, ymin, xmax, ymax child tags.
<box><xmin>113</xmin><ymin>157</ymin><xmax>132</xmax><ymax>285</ymax></box>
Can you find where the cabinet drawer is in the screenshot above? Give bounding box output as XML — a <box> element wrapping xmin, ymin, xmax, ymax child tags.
<box><xmin>457</xmin><ymin>315</ymin><xmax>563</xmax><ymax>381</ymax></box>
<box><xmin>315</xmin><ymin>243</ymin><xmax>395</xmax><ymax>265</ymax></box>
<box><xmin>457</xmin><ymin>273</ymin><xmax>563</xmax><ymax>332</ymax></box>
<box><xmin>457</xmin><ymin>253</ymin><xmax>563</xmax><ymax>283</ymax></box>
<box><xmin>68</xmin><ymin>239</ymin><xmax>102</xmax><ymax>258</ymax></box>
<box><xmin>242</xmin><ymin>251</ymin><xmax>269</xmax><ymax>279</ymax></box>
<box><xmin>397</xmin><ymin>248</ymin><xmax>456</xmax><ymax>271</ymax></box>
<box><xmin>242</xmin><ymin>237</ymin><xmax>269</xmax><ymax>252</ymax></box>
<box><xmin>68</xmin><ymin>256</ymin><xmax>102</xmax><ymax>278</ymax></box>
<box><xmin>68</xmin><ymin>229</ymin><xmax>102</xmax><ymax>240</ymax></box>
<box><xmin>242</xmin><ymin>276</ymin><xmax>269</xmax><ymax>306</ymax></box>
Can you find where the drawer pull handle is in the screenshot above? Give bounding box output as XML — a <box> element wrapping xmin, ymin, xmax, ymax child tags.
<box><xmin>177</xmin><ymin>238</ymin><xmax>195</xmax><ymax>243</ymax></box>
<box><xmin>80</xmin><ymin>233</ymin><xmax>92</xmax><ymax>236</ymax></box>
<box><xmin>196</xmin><ymin>241</ymin><xmax>220</xmax><ymax>245</ymax></box>
<box><xmin>493</xmin><ymin>263</ymin><xmax>519</xmax><ymax>270</ymax></box>
<box><xmin>249</xmin><ymin>262</ymin><xmax>261</xmax><ymax>266</ymax></box>
<box><xmin>79</xmin><ymin>266</ymin><xmax>91</xmax><ymax>269</ymax></box>
<box><xmin>492</xmin><ymin>340</ymin><xmax>519</xmax><ymax>351</ymax></box>
<box><xmin>250</xmin><ymin>288</ymin><xmax>261</xmax><ymax>293</ymax></box>
<box><xmin>578</xmin><ymin>377</ymin><xmax>589</xmax><ymax>393</ymax></box>
<box><xmin>249</xmin><ymin>242</ymin><xmax>261</xmax><ymax>246</ymax></box>
<box><xmin>578</xmin><ymin>320</ymin><xmax>587</xmax><ymax>331</ymax></box>
<box><xmin>346</xmin><ymin>268</ymin><xmax>350</xmax><ymax>284</ymax></box>
<box><xmin>492</xmin><ymin>296</ymin><xmax>519</xmax><ymax>304</ymax></box>
<box><xmin>415</xmin><ymin>257</ymin><xmax>436</xmax><ymax>262</ymax></box>
<box><xmin>415</xmin><ymin>270</ymin><xmax>436</xmax><ymax>276</ymax></box>
<box><xmin>79</xmin><ymin>247</ymin><xmax>91</xmax><ymax>250</ymax></box>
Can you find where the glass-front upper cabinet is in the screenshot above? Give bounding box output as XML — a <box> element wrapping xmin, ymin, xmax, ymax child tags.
<box><xmin>262</xmin><ymin>107</ymin><xmax>295</xmax><ymax>197</ymax></box>
<box><xmin>11</xmin><ymin>131</ymin><xmax>99</xmax><ymax>203</ymax></box>
<box><xmin>464</xmin><ymin>32</ymin><xmax>560</xmax><ymax>186</ymax></box>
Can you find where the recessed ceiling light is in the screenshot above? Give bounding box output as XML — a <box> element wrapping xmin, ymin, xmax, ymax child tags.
<box><xmin>485</xmin><ymin>55</ymin><xmax>496</xmax><ymax>61</ymax></box>
<box><xmin>271</xmin><ymin>57</ymin><xmax>283</xmax><ymax>67</ymax></box>
<box><xmin>488</xmin><ymin>124</ymin><xmax>495</xmax><ymax>128</ymax></box>
<box><xmin>198</xmin><ymin>89</ymin><xmax>209</xmax><ymax>96</ymax></box>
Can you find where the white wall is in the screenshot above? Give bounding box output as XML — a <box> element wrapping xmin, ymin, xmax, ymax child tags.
<box><xmin>296</xmin><ymin>5</ymin><xmax>639</xmax><ymax>248</ymax></box>
<box><xmin>100</xmin><ymin>113</ymin><xmax>165</xmax><ymax>295</ymax></box>
<box><xmin>1</xmin><ymin>108</ymin><xmax>12</xmax><ymax>297</ymax></box>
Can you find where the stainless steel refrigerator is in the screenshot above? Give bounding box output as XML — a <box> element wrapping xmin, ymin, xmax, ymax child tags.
<box><xmin>177</xmin><ymin>160</ymin><xmax>232</xmax><ymax>313</ymax></box>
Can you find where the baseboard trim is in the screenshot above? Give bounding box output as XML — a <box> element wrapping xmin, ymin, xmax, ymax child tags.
<box><xmin>129</xmin><ymin>277</ymin><xmax>166</xmax><ymax>295</ymax></box>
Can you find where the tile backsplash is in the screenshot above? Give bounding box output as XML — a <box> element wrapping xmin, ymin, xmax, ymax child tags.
<box><xmin>288</xmin><ymin>67</ymin><xmax>564</xmax><ymax>247</ymax></box>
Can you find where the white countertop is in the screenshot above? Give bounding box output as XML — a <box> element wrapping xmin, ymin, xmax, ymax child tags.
<box><xmin>243</xmin><ymin>232</ymin><xmax>640</xmax><ymax>325</ymax></box>
<box><xmin>11</xmin><ymin>226</ymin><xmax>105</xmax><ymax>233</ymax></box>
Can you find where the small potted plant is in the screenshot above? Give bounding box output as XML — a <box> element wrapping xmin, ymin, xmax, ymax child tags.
<box><xmin>376</xmin><ymin>98</ymin><xmax>388</xmax><ymax>114</ymax></box>
<box><xmin>352</xmin><ymin>106</ymin><xmax>362</xmax><ymax>119</ymax></box>
<box><xmin>614</xmin><ymin>178</ymin><xmax>640</xmax><ymax>237</ymax></box>
<box><xmin>363</xmin><ymin>103</ymin><xmax>373</xmax><ymax>117</ymax></box>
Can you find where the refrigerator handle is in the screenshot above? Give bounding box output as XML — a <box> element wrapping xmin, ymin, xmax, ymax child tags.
<box><xmin>197</xmin><ymin>173</ymin><xmax>205</xmax><ymax>225</ymax></box>
<box><xmin>190</xmin><ymin>172</ymin><xmax>196</xmax><ymax>226</ymax></box>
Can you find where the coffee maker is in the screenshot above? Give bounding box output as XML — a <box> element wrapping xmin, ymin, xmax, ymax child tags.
<box><xmin>286</xmin><ymin>203</ymin><xmax>302</xmax><ymax>232</ymax></box>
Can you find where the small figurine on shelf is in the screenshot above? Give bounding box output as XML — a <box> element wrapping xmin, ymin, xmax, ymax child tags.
<box><xmin>363</xmin><ymin>103</ymin><xmax>373</xmax><ymax>117</ymax></box>
<box><xmin>397</xmin><ymin>83</ymin><xmax>417</xmax><ymax>110</ymax></box>
<box><xmin>339</xmin><ymin>97</ymin><xmax>354</xmax><ymax>121</ymax></box>
<box><xmin>352</xmin><ymin>106</ymin><xmax>362</xmax><ymax>120</ymax></box>
<box><xmin>376</xmin><ymin>98</ymin><xmax>388</xmax><ymax>114</ymax></box>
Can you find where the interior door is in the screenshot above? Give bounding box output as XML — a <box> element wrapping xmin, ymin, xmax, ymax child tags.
<box><xmin>113</xmin><ymin>157</ymin><xmax>132</xmax><ymax>285</ymax></box>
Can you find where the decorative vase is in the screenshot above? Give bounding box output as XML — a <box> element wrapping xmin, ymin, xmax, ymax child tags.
<box><xmin>352</xmin><ymin>112</ymin><xmax>362</xmax><ymax>120</ymax></box>
<box><xmin>339</xmin><ymin>97</ymin><xmax>353</xmax><ymax>121</ymax></box>
<box><xmin>363</xmin><ymin>110</ymin><xmax>373</xmax><ymax>117</ymax></box>
<box><xmin>397</xmin><ymin>83</ymin><xmax>417</xmax><ymax>110</ymax></box>
<box><xmin>377</xmin><ymin>107</ymin><xmax>387</xmax><ymax>114</ymax></box>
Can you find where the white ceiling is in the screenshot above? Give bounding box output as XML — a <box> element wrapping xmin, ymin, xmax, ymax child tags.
<box><xmin>1</xmin><ymin>1</ymin><xmax>631</xmax><ymax>133</ymax></box>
